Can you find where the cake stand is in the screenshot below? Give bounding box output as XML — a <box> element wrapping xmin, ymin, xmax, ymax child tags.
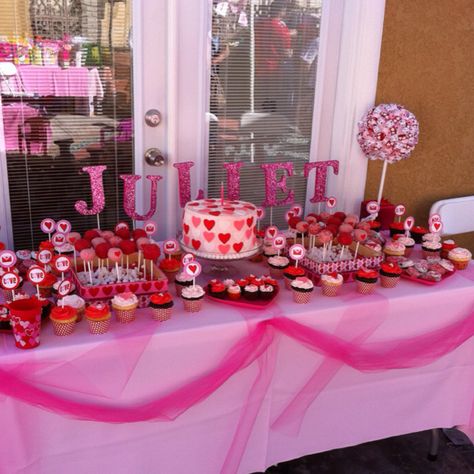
<box><xmin>180</xmin><ymin>239</ymin><xmax>262</xmax><ymax>276</ymax></box>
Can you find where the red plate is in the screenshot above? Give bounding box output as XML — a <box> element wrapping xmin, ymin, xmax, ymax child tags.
<box><xmin>206</xmin><ymin>287</ymin><xmax>279</xmax><ymax>310</ymax></box>
<box><xmin>400</xmin><ymin>269</ymin><xmax>456</xmax><ymax>286</ymax></box>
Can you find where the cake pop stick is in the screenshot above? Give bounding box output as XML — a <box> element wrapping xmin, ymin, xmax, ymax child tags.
<box><xmin>80</xmin><ymin>249</ymin><xmax>95</xmax><ymax>284</ymax></box>
<box><xmin>353</xmin><ymin>229</ymin><xmax>368</xmax><ymax>260</ymax></box>
<box><xmin>108</xmin><ymin>248</ymin><xmax>123</xmax><ymax>282</ymax></box>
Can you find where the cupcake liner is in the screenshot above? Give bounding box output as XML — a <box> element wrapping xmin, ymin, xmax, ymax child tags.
<box><xmin>87</xmin><ymin>318</ymin><xmax>111</xmax><ymax>335</ymax></box>
<box><xmin>51</xmin><ymin>320</ymin><xmax>76</xmax><ymax>336</ymax></box>
<box><xmin>450</xmin><ymin>259</ymin><xmax>469</xmax><ymax>270</ymax></box>
<box><xmin>227</xmin><ymin>292</ymin><xmax>241</xmax><ymax>301</ymax></box>
<box><xmin>76</xmin><ymin>306</ymin><xmax>85</xmax><ymax>322</ymax></box>
<box><xmin>357</xmin><ymin>281</ymin><xmax>377</xmax><ymax>295</ymax></box>
<box><xmin>321</xmin><ymin>283</ymin><xmax>341</xmax><ymax>297</ymax></box>
<box><xmin>114</xmin><ymin>307</ymin><xmax>136</xmax><ymax>324</ymax></box>
<box><xmin>269</xmin><ymin>267</ymin><xmax>285</xmax><ymax>279</ymax></box>
<box><xmin>162</xmin><ymin>270</ymin><xmax>179</xmax><ymax>283</ymax></box>
<box><xmin>183</xmin><ymin>298</ymin><xmax>203</xmax><ymax>313</ymax></box>
<box><xmin>292</xmin><ymin>289</ymin><xmax>312</xmax><ymax>304</ymax></box>
<box><xmin>2</xmin><ymin>289</ymin><xmax>14</xmax><ymax>303</ymax></box>
<box><xmin>380</xmin><ymin>275</ymin><xmax>400</xmax><ymax>288</ymax></box>
<box><xmin>151</xmin><ymin>307</ymin><xmax>172</xmax><ymax>322</ymax></box>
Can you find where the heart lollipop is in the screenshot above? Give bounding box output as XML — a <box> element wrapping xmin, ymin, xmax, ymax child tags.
<box><xmin>108</xmin><ymin>248</ymin><xmax>123</xmax><ymax>281</ymax></box>
<box><xmin>84</xmin><ymin>229</ymin><xmax>100</xmax><ymax>241</ymax></box>
<box><xmin>142</xmin><ymin>243</ymin><xmax>161</xmax><ymax>280</ymax></box>
<box><xmin>80</xmin><ymin>248</ymin><xmax>95</xmax><ymax>284</ymax></box>
<box><xmin>119</xmin><ymin>240</ymin><xmax>137</xmax><ymax>272</ymax></box>
<box><xmin>353</xmin><ymin>228</ymin><xmax>368</xmax><ymax>260</ymax></box>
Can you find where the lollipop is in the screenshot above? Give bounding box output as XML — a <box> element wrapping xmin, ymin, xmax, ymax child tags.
<box><xmin>338</xmin><ymin>232</ymin><xmax>353</xmax><ymax>261</ymax></box>
<box><xmin>116</xmin><ymin>227</ymin><xmax>131</xmax><ymax>240</ymax></box>
<box><xmin>142</xmin><ymin>243</ymin><xmax>161</xmax><ymax>280</ymax></box>
<box><xmin>108</xmin><ymin>248</ymin><xmax>123</xmax><ymax>281</ymax></box>
<box><xmin>84</xmin><ymin>229</ymin><xmax>100</xmax><ymax>241</ymax></box>
<box><xmin>80</xmin><ymin>248</ymin><xmax>95</xmax><ymax>284</ymax></box>
<box><xmin>91</xmin><ymin>237</ymin><xmax>106</xmax><ymax>248</ymax></box>
<box><xmin>119</xmin><ymin>240</ymin><xmax>137</xmax><ymax>271</ymax></box>
<box><xmin>133</xmin><ymin>229</ymin><xmax>147</xmax><ymax>240</ymax></box>
<box><xmin>353</xmin><ymin>229</ymin><xmax>368</xmax><ymax>260</ymax></box>
<box><xmin>95</xmin><ymin>242</ymin><xmax>111</xmax><ymax>271</ymax></box>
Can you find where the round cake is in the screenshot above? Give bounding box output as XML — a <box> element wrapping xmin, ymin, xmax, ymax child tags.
<box><xmin>182</xmin><ymin>199</ymin><xmax>260</xmax><ymax>258</ymax></box>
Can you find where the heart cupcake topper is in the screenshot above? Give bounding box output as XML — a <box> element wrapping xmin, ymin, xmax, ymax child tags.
<box><xmin>27</xmin><ymin>266</ymin><xmax>46</xmax><ymax>285</ymax></box>
<box><xmin>265</xmin><ymin>226</ymin><xmax>278</xmax><ymax>240</ymax></box>
<box><xmin>40</xmin><ymin>218</ymin><xmax>56</xmax><ymax>234</ymax></box>
<box><xmin>56</xmin><ymin>219</ymin><xmax>71</xmax><ymax>234</ymax></box>
<box><xmin>285</xmin><ymin>211</ymin><xmax>294</xmax><ymax>223</ymax></box>
<box><xmin>144</xmin><ymin>220</ymin><xmax>157</xmax><ymax>235</ymax></box>
<box><xmin>184</xmin><ymin>261</ymin><xmax>201</xmax><ymax>278</ymax></box>
<box><xmin>327</xmin><ymin>196</ymin><xmax>337</xmax><ymax>209</ymax></box>
<box><xmin>57</xmin><ymin>279</ymin><xmax>73</xmax><ymax>297</ymax></box>
<box><xmin>256</xmin><ymin>207</ymin><xmax>265</xmax><ymax>219</ymax></box>
<box><xmin>273</xmin><ymin>234</ymin><xmax>286</xmax><ymax>250</ymax></box>
<box><xmin>404</xmin><ymin>216</ymin><xmax>415</xmax><ymax>231</ymax></box>
<box><xmin>163</xmin><ymin>239</ymin><xmax>178</xmax><ymax>255</ymax></box>
<box><xmin>1</xmin><ymin>272</ymin><xmax>19</xmax><ymax>290</ymax></box>
<box><xmin>289</xmin><ymin>244</ymin><xmax>305</xmax><ymax>261</ymax></box>
<box><xmin>115</xmin><ymin>221</ymin><xmax>130</xmax><ymax>233</ymax></box>
<box><xmin>366</xmin><ymin>201</ymin><xmax>380</xmax><ymax>215</ymax></box>
<box><xmin>429</xmin><ymin>214</ymin><xmax>441</xmax><ymax>224</ymax></box>
<box><xmin>0</xmin><ymin>250</ymin><xmax>17</xmax><ymax>269</ymax></box>
<box><xmin>54</xmin><ymin>256</ymin><xmax>71</xmax><ymax>273</ymax></box>
<box><xmin>292</xmin><ymin>204</ymin><xmax>303</xmax><ymax>217</ymax></box>
<box><xmin>38</xmin><ymin>249</ymin><xmax>53</xmax><ymax>265</ymax></box>
<box><xmin>181</xmin><ymin>253</ymin><xmax>195</xmax><ymax>266</ymax></box>
<box><xmin>395</xmin><ymin>204</ymin><xmax>406</xmax><ymax>216</ymax></box>
<box><xmin>52</xmin><ymin>232</ymin><xmax>66</xmax><ymax>248</ymax></box>
<box><xmin>430</xmin><ymin>221</ymin><xmax>443</xmax><ymax>234</ymax></box>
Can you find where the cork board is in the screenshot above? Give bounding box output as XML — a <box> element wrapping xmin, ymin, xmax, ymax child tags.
<box><xmin>365</xmin><ymin>0</ymin><xmax>474</xmax><ymax>250</ymax></box>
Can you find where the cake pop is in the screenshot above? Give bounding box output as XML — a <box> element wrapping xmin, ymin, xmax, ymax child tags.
<box><xmin>119</xmin><ymin>240</ymin><xmax>137</xmax><ymax>271</ymax></box>
<box><xmin>142</xmin><ymin>243</ymin><xmax>161</xmax><ymax>280</ymax></box>
<box><xmin>91</xmin><ymin>237</ymin><xmax>106</xmax><ymax>248</ymax></box>
<box><xmin>108</xmin><ymin>248</ymin><xmax>123</xmax><ymax>281</ymax></box>
<box><xmin>108</xmin><ymin>236</ymin><xmax>122</xmax><ymax>248</ymax></box>
<box><xmin>80</xmin><ymin>248</ymin><xmax>95</xmax><ymax>284</ymax></box>
<box><xmin>308</xmin><ymin>223</ymin><xmax>322</xmax><ymax>248</ymax></box>
<box><xmin>116</xmin><ymin>227</ymin><xmax>131</xmax><ymax>240</ymax></box>
<box><xmin>84</xmin><ymin>229</ymin><xmax>100</xmax><ymax>241</ymax></box>
<box><xmin>316</xmin><ymin>229</ymin><xmax>333</xmax><ymax>261</ymax></box>
<box><xmin>338</xmin><ymin>232</ymin><xmax>353</xmax><ymax>261</ymax></box>
<box><xmin>339</xmin><ymin>223</ymin><xmax>354</xmax><ymax>234</ymax></box>
<box><xmin>353</xmin><ymin>229</ymin><xmax>368</xmax><ymax>260</ymax></box>
<box><xmin>133</xmin><ymin>229</ymin><xmax>147</xmax><ymax>240</ymax></box>
<box><xmin>95</xmin><ymin>242</ymin><xmax>111</xmax><ymax>271</ymax></box>
<box><xmin>74</xmin><ymin>239</ymin><xmax>91</xmax><ymax>252</ymax></box>
<box><xmin>295</xmin><ymin>221</ymin><xmax>309</xmax><ymax>247</ymax></box>
<box><xmin>100</xmin><ymin>230</ymin><xmax>114</xmax><ymax>240</ymax></box>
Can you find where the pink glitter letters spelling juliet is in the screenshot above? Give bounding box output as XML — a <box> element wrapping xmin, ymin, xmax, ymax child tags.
<box><xmin>173</xmin><ymin>162</ymin><xmax>205</xmax><ymax>207</ymax></box>
<box><xmin>120</xmin><ymin>174</ymin><xmax>163</xmax><ymax>221</ymax></box>
<box><xmin>75</xmin><ymin>165</ymin><xmax>107</xmax><ymax>215</ymax></box>
<box><xmin>260</xmin><ymin>162</ymin><xmax>294</xmax><ymax>207</ymax></box>
<box><xmin>223</xmin><ymin>162</ymin><xmax>244</xmax><ymax>200</ymax></box>
<box><xmin>304</xmin><ymin>160</ymin><xmax>339</xmax><ymax>204</ymax></box>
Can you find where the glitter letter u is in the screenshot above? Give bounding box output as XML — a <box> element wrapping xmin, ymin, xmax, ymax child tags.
<box><xmin>120</xmin><ymin>174</ymin><xmax>163</xmax><ymax>221</ymax></box>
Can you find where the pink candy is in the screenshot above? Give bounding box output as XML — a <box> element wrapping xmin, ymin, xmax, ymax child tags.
<box><xmin>100</xmin><ymin>230</ymin><xmax>115</xmax><ymax>240</ymax></box>
<box><xmin>295</xmin><ymin>221</ymin><xmax>309</xmax><ymax>233</ymax></box>
<box><xmin>339</xmin><ymin>223</ymin><xmax>354</xmax><ymax>234</ymax></box>
<box><xmin>79</xmin><ymin>249</ymin><xmax>96</xmax><ymax>262</ymax></box>
<box><xmin>354</xmin><ymin>229</ymin><xmax>368</xmax><ymax>242</ymax></box>
<box><xmin>308</xmin><ymin>223</ymin><xmax>321</xmax><ymax>235</ymax></box>
<box><xmin>316</xmin><ymin>229</ymin><xmax>333</xmax><ymax>244</ymax></box>
<box><xmin>108</xmin><ymin>247</ymin><xmax>123</xmax><ymax>263</ymax></box>
<box><xmin>91</xmin><ymin>237</ymin><xmax>106</xmax><ymax>248</ymax></box>
<box><xmin>136</xmin><ymin>237</ymin><xmax>150</xmax><ymax>250</ymax></box>
<box><xmin>356</xmin><ymin>222</ymin><xmax>371</xmax><ymax>232</ymax></box>
<box><xmin>108</xmin><ymin>236</ymin><xmax>122</xmax><ymax>247</ymax></box>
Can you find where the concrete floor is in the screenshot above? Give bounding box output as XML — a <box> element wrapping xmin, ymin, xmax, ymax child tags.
<box><xmin>257</xmin><ymin>429</ymin><xmax>474</xmax><ymax>473</ymax></box>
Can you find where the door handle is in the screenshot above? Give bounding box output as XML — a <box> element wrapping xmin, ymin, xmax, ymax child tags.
<box><xmin>145</xmin><ymin>148</ymin><xmax>166</xmax><ymax>167</ymax></box>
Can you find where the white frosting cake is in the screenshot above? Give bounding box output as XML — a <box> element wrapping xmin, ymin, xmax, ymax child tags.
<box><xmin>182</xmin><ymin>199</ymin><xmax>259</xmax><ymax>257</ymax></box>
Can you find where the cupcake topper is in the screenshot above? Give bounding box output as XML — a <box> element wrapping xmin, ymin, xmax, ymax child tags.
<box><xmin>182</xmin><ymin>253</ymin><xmax>195</xmax><ymax>266</ymax></box>
<box><xmin>394</xmin><ymin>204</ymin><xmax>406</xmax><ymax>223</ymax></box>
<box><xmin>57</xmin><ymin>278</ymin><xmax>73</xmax><ymax>300</ymax></box>
<box><xmin>366</xmin><ymin>201</ymin><xmax>380</xmax><ymax>218</ymax></box>
<box><xmin>1</xmin><ymin>272</ymin><xmax>20</xmax><ymax>299</ymax></box>
<box><xmin>144</xmin><ymin>220</ymin><xmax>157</xmax><ymax>237</ymax></box>
<box><xmin>273</xmin><ymin>234</ymin><xmax>286</xmax><ymax>257</ymax></box>
<box><xmin>265</xmin><ymin>226</ymin><xmax>278</xmax><ymax>241</ymax></box>
<box><xmin>40</xmin><ymin>218</ymin><xmax>56</xmax><ymax>241</ymax></box>
<box><xmin>429</xmin><ymin>220</ymin><xmax>443</xmax><ymax>234</ymax></box>
<box><xmin>326</xmin><ymin>196</ymin><xmax>337</xmax><ymax>210</ymax></box>
<box><xmin>0</xmin><ymin>250</ymin><xmax>17</xmax><ymax>270</ymax></box>
<box><xmin>291</xmin><ymin>204</ymin><xmax>303</xmax><ymax>217</ymax></box>
<box><xmin>404</xmin><ymin>216</ymin><xmax>415</xmax><ymax>237</ymax></box>
<box><xmin>184</xmin><ymin>261</ymin><xmax>202</xmax><ymax>287</ymax></box>
<box><xmin>56</xmin><ymin>219</ymin><xmax>71</xmax><ymax>234</ymax></box>
<box><xmin>429</xmin><ymin>214</ymin><xmax>442</xmax><ymax>224</ymax></box>
<box><xmin>285</xmin><ymin>211</ymin><xmax>294</xmax><ymax>223</ymax></box>
<box><xmin>37</xmin><ymin>249</ymin><xmax>53</xmax><ymax>265</ymax></box>
<box><xmin>52</xmin><ymin>232</ymin><xmax>67</xmax><ymax>254</ymax></box>
<box><xmin>256</xmin><ymin>207</ymin><xmax>265</xmax><ymax>232</ymax></box>
<box><xmin>54</xmin><ymin>255</ymin><xmax>71</xmax><ymax>281</ymax></box>
<box><xmin>27</xmin><ymin>265</ymin><xmax>46</xmax><ymax>299</ymax></box>
<box><xmin>163</xmin><ymin>239</ymin><xmax>178</xmax><ymax>259</ymax></box>
<box><xmin>289</xmin><ymin>244</ymin><xmax>306</xmax><ymax>268</ymax></box>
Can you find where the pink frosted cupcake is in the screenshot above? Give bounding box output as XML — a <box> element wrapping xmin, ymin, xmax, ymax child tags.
<box><xmin>111</xmin><ymin>292</ymin><xmax>138</xmax><ymax>323</ymax></box>
<box><xmin>320</xmin><ymin>272</ymin><xmax>343</xmax><ymax>297</ymax></box>
<box><xmin>448</xmin><ymin>248</ymin><xmax>472</xmax><ymax>270</ymax></box>
<box><xmin>267</xmin><ymin>255</ymin><xmax>290</xmax><ymax>279</ymax></box>
<box><xmin>421</xmin><ymin>240</ymin><xmax>442</xmax><ymax>260</ymax></box>
<box><xmin>383</xmin><ymin>240</ymin><xmax>406</xmax><ymax>259</ymax></box>
<box><xmin>394</xmin><ymin>235</ymin><xmax>415</xmax><ymax>257</ymax></box>
<box><xmin>181</xmin><ymin>285</ymin><xmax>205</xmax><ymax>313</ymax></box>
<box><xmin>291</xmin><ymin>277</ymin><xmax>314</xmax><ymax>304</ymax></box>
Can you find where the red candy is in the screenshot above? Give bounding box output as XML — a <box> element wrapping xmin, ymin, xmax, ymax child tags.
<box><xmin>83</xmin><ymin>230</ymin><xmax>100</xmax><ymax>241</ymax></box>
<box><xmin>133</xmin><ymin>229</ymin><xmax>147</xmax><ymax>240</ymax></box>
<box><xmin>74</xmin><ymin>238</ymin><xmax>92</xmax><ymax>252</ymax></box>
<box><xmin>116</xmin><ymin>228</ymin><xmax>131</xmax><ymax>240</ymax></box>
<box><xmin>95</xmin><ymin>242</ymin><xmax>111</xmax><ymax>259</ymax></box>
<box><xmin>142</xmin><ymin>243</ymin><xmax>161</xmax><ymax>261</ymax></box>
<box><xmin>338</xmin><ymin>233</ymin><xmax>353</xmax><ymax>246</ymax></box>
<box><xmin>288</xmin><ymin>216</ymin><xmax>302</xmax><ymax>229</ymax></box>
<box><xmin>327</xmin><ymin>216</ymin><xmax>343</xmax><ymax>226</ymax></box>
<box><xmin>119</xmin><ymin>240</ymin><xmax>137</xmax><ymax>255</ymax></box>
<box><xmin>333</xmin><ymin>211</ymin><xmax>346</xmax><ymax>221</ymax></box>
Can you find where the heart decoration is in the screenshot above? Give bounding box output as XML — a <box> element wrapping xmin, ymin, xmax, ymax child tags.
<box><xmin>203</xmin><ymin>232</ymin><xmax>215</xmax><ymax>243</ymax></box>
<box><xmin>192</xmin><ymin>239</ymin><xmax>201</xmax><ymax>250</ymax></box>
<box><xmin>52</xmin><ymin>232</ymin><xmax>66</xmax><ymax>248</ymax></box>
<box><xmin>234</xmin><ymin>220</ymin><xmax>245</xmax><ymax>231</ymax></box>
<box><xmin>142</xmin><ymin>282</ymin><xmax>152</xmax><ymax>292</ymax></box>
<box><xmin>0</xmin><ymin>250</ymin><xmax>17</xmax><ymax>268</ymax></box>
<box><xmin>404</xmin><ymin>216</ymin><xmax>415</xmax><ymax>231</ymax></box>
<box><xmin>164</xmin><ymin>240</ymin><xmax>178</xmax><ymax>254</ymax></box>
<box><xmin>265</xmin><ymin>226</ymin><xmax>278</xmax><ymax>239</ymax></box>
<box><xmin>181</xmin><ymin>253</ymin><xmax>195</xmax><ymax>266</ymax></box>
<box><xmin>1</xmin><ymin>272</ymin><xmax>19</xmax><ymax>290</ymax></box>
<box><xmin>144</xmin><ymin>221</ymin><xmax>157</xmax><ymax>235</ymax></box>
<box><xmin>184</xmin><ymin>261</ymin><xmax>202</xmax><ymax>278</ymax></box>
<box><xmin>233</xmin><ymin>242</ymin><xmax>243</xmax><ymax>253</ymax></box>
<box><xmin>209</xmin><ymin>211</ymin><xmax>221</xmax><ymax>217</ymax></box>
<box><xmin>245</xmin><ymin>229</ymin><xmax>252</xmax><ymax>239</ymax></box>
<box><xmin>218</xmin><ymin>244</ymin><xmax>230</xmax><ymax>255</ymax></box>
<box><xmin>246</xmin><ymin>217</ymin><xmax>254</xmax><ymax>228</ymax></box>
<box><xmin>292</xmin><ymin>204</ymin><xmax>303</xmax><ymax>216</ymax></box>
<box><xmin>204</xmin><ymin>219</ymin><xmax>215</xmax><ymax>231</ymax></box>
<box><xmin>183</xmin><ymin>223</ymin><xmax>190</xmax><ymax>234</ymax></box>
<box><xmin>192</xmin><ymin>216</ymin><xmax>201</xmax><ymax>228</ymax></box>
<box><xmin>285</xmin><ymin>211</ymin><xmax>294</xmax><ymax>223</ymax></box>
<box><xmin>289</xmin><ymin>244</ymin><xmax>306</xmax><ymax>261</ymax></box>
<box><xmin>395</xmin><ymin>204</ymin><xmax>406</xmax><ymax>216</ymax></box>
<box><xmin>103</xmin><ymin>286</ymin><xmax>113</xmax><ymax>296</ymax></box>
<box><xmin>57</xmin><ymin>219</ymin><xmax>71</xmax><ymax>234</ymax></box>
<box><xmin>273</xmin><ymin>235</ymin><xmax>286</xmax><ymax>249</ymax></box>
<box><xmin>327</xmin><ymin>197</ymin><xmax>337</xmax><ymax>208</ymax></box>
<box><xmin>256</xmin><ymin>207</ymin><xmax>265</xmax><ymax>219</ymax></box>
<box><xmin>40</xmin><ymin>218</ymin><xmax>56</xmax><ymax>234</ymax></box>
<box><xmin>366</xmin><ymin>201</ymin><xmax>379</xmax><ymax>214</ymax></box>
<box><xmin>89</xmin><ymin>287</ymin><xmax>99</xmax><ymax>297</ymax></box>
<box><xmin>218</xmin><ymin>233</ymin><xmax>231</xmax><ymax>244</ymax></box>
<box><xmin>430</xmin><ymin>221</ymin><xmax>443</xmax><ymax>234</ymax></box>
<box><xmin>154</xmin><ymin>281</ymin><xmax>165</xmax><ymax>291</ymax></box>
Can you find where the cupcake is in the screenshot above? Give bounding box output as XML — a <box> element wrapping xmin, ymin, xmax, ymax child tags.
<box><xmin>421</xmin><ymin>240</ymin><xmax>442</xmax><ymax>259</ymax></box>
<box><xmin>383</xmin><ymin>240</ymin><xmax>406</xmax><ymax>258</ymax></box>
<box><xmin>243</xmin><ymin>284</ymin><xmax>259</xmax><ymax>300</ymax></box>
<box><xmin>393</xmin><ymin>235</ymin><xmax>415</xmax><ymax>257</ymax></box>
<box><xmin>159</xmin><ymin>258</ymin><xmax>181</xmax><ymax>282</ymax></box>
<box><xmin>379</xmin><ymin>262</ymin><xmax>402</xmax><ymax>288</ymax></box>
<box><xmin>411</xmin><ymin>226</ymin><xmax>428</xmax><ymax>244</ymax></box>
<box><xmin>389</xmin><ymin>222</ymin><xmax>405</xmax><ymax>237</ymax></box>
<box><xmin>38</xmin><ymin>273</ymin><xmax>57</xmax><ymax>298</ymax></box>
<box><xmin>263</xmin><ymin>276</ymin><xmax>279</xmax><ymax>288</ymax></box>
<box><xmin>209</xmin><ymin>281</ymin><xmax>226</xmax><ymax>299</ymax></box>
<box><xmin>181</xmin><ymin>285</ymin><xmax>205</xmax><ymax>313</ymax></box>
<box><xmin>441</xmin><ymin>239</ymin><xmax>456</xmax><ymax>259</ymax></box>
<box><xmin>149</xmin><ymin>292</ymin><xmax>174</xmax><ymax>321</ymax></box>
<box><xmin>267</xmin><ymin>255</ymin><xmax>290</xmax><ymax>279</ymax></box>
<box><xmin>49</xmin><ymin>305</ymin><xmax>77</xmax><ymax>336</ymax></box>
<box><xmin>355</xmin><ymin>268</ymin><xmax>379</xmax><ymax>294</ymax></box>
<box><xmin>291</xmin><ymin>277</ymin><xmax>314</xmax><ymax>304</ymax></box>
<box><xmin>259</xmin><ymin>284</ymin><xmax>275</xmax><ymax>301</ymax></box>
<box><xmin>85</xmin><ymin>302</ymin><xmax>112</xmax><ymax>334</ymax></box>
<box><xmin>320</xmin><ymin>272</ymin><xmax>343</xmax><ymax>297</ymax></box>
<box><xmin>423</xmin><ymin>232</ymin><xmax>441</xmax><ymax>243</ymax></box>
<box><xmin>263</xmin><ymin>245</ymin><xmax>278</xmax><ymax>259</ymax></box>
<box><xmin>448</xmin><ymin>248</ymin><xmax>472</xmax><ymax>270</ymax></box>
<box><xmin>59</xmin><ymin>294</ymin><xmax>85</xmax><ymax>322</ymax></box>
<box><xmin>237</xmin><ymin>278</ymin><xmax>249</xmax><ymax>292</ymax></box>
<box><xmin>111</xmin><ymin>292</ymin><xmax>138</xmax><ymax>323</ymax></box>
<box><xmin>175</xmin><ymin>271</ymin><xmax>194</xmax><ymax>297</ymax></box>
<box><xmin>227</xmin><ymin>284</ymin><xmax>241</xmax><ymax>300</ymax></box>
<box><xmin>223</xmin><ymin>279</ymin><xmax>235</xmax><ymax>288</ymax></box>
<box><xmin>283</xmin><ymin>266</ymin><xmax>306</xmax><ymax>290</ymax></box>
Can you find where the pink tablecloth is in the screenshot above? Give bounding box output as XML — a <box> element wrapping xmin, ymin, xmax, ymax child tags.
<box><xmin>1</xmin><ymin>262</ymin><xmax>474</xmax><ymax>474</ymax></box>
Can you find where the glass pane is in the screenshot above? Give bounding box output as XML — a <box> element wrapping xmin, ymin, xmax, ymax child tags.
<box><xmin>208</xmin><ymin>0</ymin><xmax>322</xmax><ymax>227</ymax></box>
<box><xmin>0</xmin><ymin>0</ymin><xmax>134</xmax><ymax>250</ymax></box>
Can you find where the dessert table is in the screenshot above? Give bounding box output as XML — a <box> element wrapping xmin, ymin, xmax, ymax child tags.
<box><xmin>1</xmin><ymin>262</ymin><xmax>474</xmax><ymax>474</ymax></box>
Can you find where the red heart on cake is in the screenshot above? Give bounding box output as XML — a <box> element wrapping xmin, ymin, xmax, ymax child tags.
<box><xmin>192</xmin><ymin>216</ymin><xmax>201</xmax><ymax>228</ymax></box>
<box><xmin>183</xmin><ymin>223</ymin><xmax>190</xmax><ymax>234</ymax></box>
<box><xmin>142</xmin><ymin>282</ymin><xmax>151</xmax><ymax>292</ymax></box>
<box><xmin>433</xmin><ymin>222</ymin><xmax>441</xmax><ymax>231</ymax></box>
<box><xmin>246</xmin><ymin>217</ymin><xmax>254</xmax><ymax>227</ymax></box>
<box><xmin>103</xmin><ymin>286</ymin><xmax>113</xmax><ymax>296</ymax></box>
<box><xmin>209</xmin><ymin>211</ymin><xmax>221</xmax><ymax>216</ymax></box>
<box><xmin>129</xmin><ymin>283</ymin><xmax>139</xmax><ymax>293</ymax></box>
<box><xmin>218</xmin><ymin>233</ymin><xmax>231</xmax><ymax>244</ymax></box>
<box><xmin>328</xmin><ymin>197</ymin><xmax>337</xmax><ymax>207</ymax></box>
<box><xmin>116</xmin><ymin>285</ymin><xmax>125</xmax><ymax>293</ymax></box>
<box><xmin>204</xmin><ymin>219</ymin><xmax>215</xmax><ymax>231</ymax></box>
<box><xmin>89</xmin><ymin>287</ymin><xmax>99</xmax><ymax>297</ymax></box>
<box><xmin>256</xmin><ymin>209</ymin><xmax>264</xmax><ymax>218</ymax></box>
<box><xmin>192</xmin><ymin>239</ymin><xmax>201</xmax><ymax>250</ymax></box>
<box><xmin>188</xmin><ymin>202</ymin><xmax>199</xmax><ymax>206</ymax></box>
<box><xmin>233</xmin><ymin>242</ymin><xmax>243</xmax><ymax>253</ymax></box>
<box><xmin>268</xmin><ymin>228</ymin><xmax>276</xmax><ymax>237</ymax></box>
<box><xmin>224</xmin><ymin>207</ymin><xmax>235</xmax><ymax>211</ymax></box>
<box><xmin>234</xmin><ymin>220</ymin><xmax>244</xmax><ymax>231</ymax></box>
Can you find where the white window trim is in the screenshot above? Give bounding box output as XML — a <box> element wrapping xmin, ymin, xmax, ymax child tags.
<box><xmin>0</xmin><ymin>95</ymin><xmax>13</xmax><ymax>247</ymax></box>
